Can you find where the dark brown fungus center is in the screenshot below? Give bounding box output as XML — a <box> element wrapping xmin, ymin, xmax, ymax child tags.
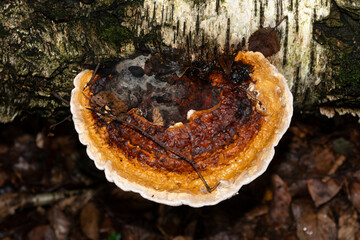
<box><xmin>88</xmin><ymin>53</ymin><xmax>261</xmax><ymax>173</ymax></box>
<box><xmin>90</xmin><ymin>54</ymin><xmax>253</xmax><ymax>128</ymax></box>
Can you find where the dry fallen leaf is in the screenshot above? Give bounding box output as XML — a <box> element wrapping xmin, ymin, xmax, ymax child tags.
<box><xmin>56</xmin><ymin>190</ymin><xmax>95</xmax><ymax>215</ymax></box>
<box><xmin>307</xmin><ymin>178</ymin><xmax>344</xmax><ymax>207</ymax></box>
<box><xmin>47</xmin><ymin>206</ymin><xmax>71</xmax><ymax>240</ymax></box>
<box><xmin>80</xmin><ymin>202</ymin><xmax>100</xmax><ymax>240</ymax></box>
<box><xmin>297</xmin><ymin>145</ymin><xmax>336</xmax><ymax>177</ymax></box>
<box><xmin>152</xmin><ymin>107</ymin><xmax>164</xmax><ymax>126</ymax></box>
<box><xmin>292</xmin><ymin>200</ymin><xmax>337</xmax><ymax>240</ymax></box>
<box><xmin>349</xmin><ymin>182</ymin><xmax>360</xmax><ymax>212</ymax></box>
<box><xmin>337</xmin><ymin>206</ymin><xmax>358</xmax><ymax>240</ymax></box>
<box><xmin>313</xmin><ymin>147</ymin><xmax>336</xmax><ymax>174</ymax></box>
<box><xmin>322</xmin><ymin>155</ymin><xmax>346</xmax><ymax>182</ymax></box>
<box><xmin>0</xmin><ymin>190</ymin><xmax>87</xmax><ymax>224</ymax></box>
<box><xmin>0</xmin><ymin>193</ymin><xmax>25</xmax><ymax>223</ymax></box>
<box><xmin>27</xmin><ymin>225</ymin><xmax>56</xmax><ymax>240</ymax></box>
<box><xmin>268</xmin><ymin>174</ymin><xmax>291</xmax><ymax>228</ymax></box>
<box><xmin>91</xmin><ymin>91</ymin><xmax>128</xmax><ymax>116</ymax></box>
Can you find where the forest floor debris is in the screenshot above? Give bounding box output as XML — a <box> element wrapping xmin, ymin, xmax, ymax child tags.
<box><xmin>0</xmin><ymin>114</ymin><xmax>359</xmax><ymax>240</ymax></box>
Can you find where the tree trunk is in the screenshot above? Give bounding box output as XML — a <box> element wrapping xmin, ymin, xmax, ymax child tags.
<box><xmin>1</xmin><ymin>0</ymin><xmax>359</xmax><ymax>123</ymax></box>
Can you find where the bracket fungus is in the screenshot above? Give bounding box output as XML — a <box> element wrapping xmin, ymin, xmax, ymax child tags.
<box><xmin>70</xmin><ymin>51</ymin><xmax>293</xmax><ymax>207</ymax></box>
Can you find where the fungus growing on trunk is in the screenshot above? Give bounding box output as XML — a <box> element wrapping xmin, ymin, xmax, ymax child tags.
<box><xmin>70</xmin><ymin>51</ymin><xmax>293</xmax><ymax>207</ymax></box>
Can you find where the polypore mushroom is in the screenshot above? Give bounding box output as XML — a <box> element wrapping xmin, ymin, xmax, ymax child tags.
<box><xmin>70</xmin><ymin>51</ymin><xmax>293</xmax><ymax>207</ymax></box>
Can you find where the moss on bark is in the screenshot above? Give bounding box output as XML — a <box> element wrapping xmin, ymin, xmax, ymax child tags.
<box><xmin>0</xmin><ymin>0</ymin><xmax>150</xmax><ymax>123</ymax></box>
<box><xmin>1</xmin><ymin>0</ymin><xmax>359</xmax><ymax>123</ymax></box>
<box><xmin>314</xmin><ymin>3</ymin><xmax>360</xmax><ymax>111</ymax></box>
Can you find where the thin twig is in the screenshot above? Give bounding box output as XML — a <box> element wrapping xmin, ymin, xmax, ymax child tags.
<box><xmin>238</xmin><ymin>85</ymin><xmax>261</xmax><ymax>103</ymax></box>
<box><xmin>83</xmin><ymin>62</ymin><xmax>101</xmax><ymax>91</ymax></box>
<box><xmin>51</xmin><ymin>91</ymin><xmax>70</xmax><ymax>105</ymax></box>
<box><xmin>48</xmin><ymin>92</ymin><xmax>71</xmax><ymax>131</ymax></box>
<box><xmin>86</xmin><ymin>107</ymin><xmax>218</xmax><ymax>193</ymax></box>
<box><xmin>274</xmin><ymin>15</ymin><xmax>288</xmax><ymax>29</ymax></box>
<box><xmin>0</xmin><ymin>189</ymin><xmax>91</xmax><ymax>222</ymax></box>
<box><xmin>49</xmin><ymin>115</ymin><xmax>72</xmax><ymax>130</ymax></box>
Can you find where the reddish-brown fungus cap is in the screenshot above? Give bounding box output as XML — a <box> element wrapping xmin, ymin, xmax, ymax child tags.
<box><xmin>70</xmin><ymin>51</ymin><xmax>293</xmax><ymax>207</ymax></box>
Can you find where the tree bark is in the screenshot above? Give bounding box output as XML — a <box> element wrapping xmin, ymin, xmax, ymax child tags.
<box><xmin>1</xmin><ymin>0</ymin><xmax>359</xmax><ymax>123</ymax></box>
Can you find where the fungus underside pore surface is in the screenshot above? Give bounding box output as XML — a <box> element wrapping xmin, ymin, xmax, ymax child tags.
<box><xmin>87</xmin><ymin>55</ymin><xmax>264</xmax><ymax>177</ymax></box>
